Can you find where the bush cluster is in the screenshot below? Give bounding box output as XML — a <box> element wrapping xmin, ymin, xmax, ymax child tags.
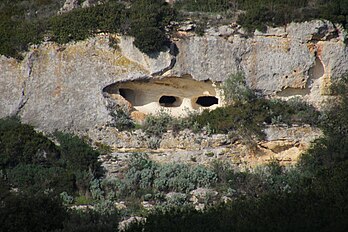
<box><xmin>108</xmin><ymin>153</ymin><xmax>217</xmax><ymax>198</ymax></box>
<box><xmin>175</xmin><ymin>0</ymin><xmax>348</xmax><ymax>33</ymax></box>
<box><xmin>49</xmin><ymin>2</ymin><xmax>127</xmax><ymax>44</ymax></box>
<box><xmin>0</xmin><ymin>0</ymin><xmax>175</xmax><ymax>59</ymax></box>
<box><xmin>129</xmin><ymin>0</ymin><xmax>176</xmax><ymax>54</ymax></box>
<box><xmin>0</xmin><ymin>118</ymin><xmax>103</xmax><ymax>197</ymax></box>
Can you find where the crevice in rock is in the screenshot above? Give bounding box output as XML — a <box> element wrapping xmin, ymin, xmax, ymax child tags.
<box><xmin>276</xmin><ymin>87</ymin><xmax>310</xmax><ymax>97</ymax></box>
<box><xmin>151</xmin><ymin>43</ymin><xmax>178</xmax><ymax>76</ymax></box>
<box><xmin>308</xmin><ymin>55</ymin><xmax>324</xmax><ymax>82</ymax></box>
<box><xmin>11</xmin><ymin>51</ymin><xmax>35</xmax><ymax>116</ymax></box>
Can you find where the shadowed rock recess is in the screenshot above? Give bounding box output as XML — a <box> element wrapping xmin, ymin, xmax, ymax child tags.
<box><xmin>103</xmin><ymin>76</ymin><xmax>222</xmax><ymax>118</ymax></box>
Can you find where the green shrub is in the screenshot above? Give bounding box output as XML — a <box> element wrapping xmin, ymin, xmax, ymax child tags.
<box><xmin>193</xmin><ymin>99</ymin><xmax>268</xmax><ymax>140</ymax></box>
<box><xmin>221</xmin><ymin>72</ymin><xmax>255</xmax><ymax>104</ymax></box>
<box><xmin>129</xmin><ymin>0</ymin><xmax>176</xmax><ymax>54</ymax></box>
<box><xmin>119</xmin><ymin>154</ymin><xmax>217</xmax><ymax>195</ymax></box>
<box><xmin>125</xmin><ymin>160</ymin><xmax>348</xmax><ymax>232</ymax></box>
<box><xmin>54</xmin><ymin>132</ymin><xmax>103</xmax><ymax>178</ymax></box>
<box><xmin>49</xmin><ymin>2</ymin><xmax>126</xmax><ymax>44</ymax></box>
<box><xmin>266</xmin><ymin>98</ymin><xmax>321</xmax><ymax>125</ymax></box>
<box><xmin>299</xmin><ymin>73</ymin><xmax>348</xmax><ymax>170</ymax></box>
<box><xmin>74</xmin><ymin>195</ymin><xmax>95</xmax><ymax>205</ymax></box>
<box><xmin>0</xmin><ymin>192</ymin><xmax>68</xmax><ymax>232</ymax></box>
<box><xmin>0</xmin><ymin>117</ymin><xmax>59</xmax><ymax>169</ymax></box>
<box><xmin>132</xmin><ymin>26</ymin><xmax>168</xmax><ymax>54</ymax></box>
<box><xmin>109</xmin><ymin>107</ymin><xmax>135</xmax><ymax>131</ymax></box>
<box><xmin>143</xmin><ymin>110</ymin><xmax>173</xmax><ymax>137</ymax></box>
<box><xmin>174</xmin><ymin>0</ymin><xmax>231</xmax><ymax>13</ymax></box>
<box><xmin>6</xmin><ymin>164</ymin><xmax>74</xmax><ymax>195</ymax></box>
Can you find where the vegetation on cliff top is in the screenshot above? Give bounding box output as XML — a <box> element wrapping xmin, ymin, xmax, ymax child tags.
<box><xmin>0</xmin><ymin>0</ymin><xmax>175</xmax><ymax>58</ymax></box>
<box><xmin>0</xmin><ymin>0</ymin><xmax>347</xmax><ymax>59</ymax></box>
<box><xmin>175</xmin><ymin>0</ymin><xmax>348</xmax><ymax>32</ymax></box>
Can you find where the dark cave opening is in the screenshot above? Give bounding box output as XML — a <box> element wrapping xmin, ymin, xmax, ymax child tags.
<box><xmin>159</xmin><ymin>96</ymin><xmax>181</xmax><ymax>107</ymax></box>
<box><xmin>196</xmin><ymin>96</ymin><xmax>218</xmax><ymax>107</ymax></box>
<box><xmin>119</xmin><ymin>88</ymin><xmax>135</xmax><ymax>103</ymax></box>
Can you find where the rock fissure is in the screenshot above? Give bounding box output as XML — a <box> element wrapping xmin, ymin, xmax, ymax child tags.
<box><xmin>11</xmin><ymin>85</ymin><xmax>30</xmax><ymax>117</ymax></box>
<box><xmin>11</xmin><ymin>51</ymin><xmax>36</xmax><ymax>116</ymax></box>
<box><xmin>152</xmin><ymin>43</ymin><xmax>178</xmax><ymax>76</ymax></box>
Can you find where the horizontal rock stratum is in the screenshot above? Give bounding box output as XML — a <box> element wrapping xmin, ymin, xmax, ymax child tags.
<box><xmin>0</xmin><ymin>20</ymin><xmax>347</xmax><ymax>134</ymax></box>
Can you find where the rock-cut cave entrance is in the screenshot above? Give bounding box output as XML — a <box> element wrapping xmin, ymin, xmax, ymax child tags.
<box><xmin>119</xmin><ymin>88</ymin><xmax>135</xmax><ymax>103</ymax></box>
<box><xmin>195</xmin><ymin>96</ymin><xmax>219</xmax><ymax>107</ymax></box>
<box><xmin>102</xmin><ymin>77</ymin><xmax>222</xmax><ymax>117</ymax></box>
<box><xmin>159</xmin><ymin>96</ymin><xmax>182</xmax><ymax>107</ymax></box>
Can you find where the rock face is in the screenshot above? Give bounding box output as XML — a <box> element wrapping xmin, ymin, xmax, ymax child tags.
<box><xmin>171</xmin><ymin>21</ymin><xmax>348</xmax><ymax>107</ymax></box>
<box><xmin>58</xmin><ymin>0</ymin><xmax>105</xmax><ymax>14</ymax></box>
<box><xmin>0</xmin><ymin>20</ymin><xmax>346</xmax><ymax>163</ymax></box>
<box><xmin>99</xmin><ymin>125</ymin><xmax>322</xmax><ymax>177</ymax></box>
<box><xmin>0</xmin><ymin>34</ymin><xmax>173</xmax><ymax>131</ymax></box>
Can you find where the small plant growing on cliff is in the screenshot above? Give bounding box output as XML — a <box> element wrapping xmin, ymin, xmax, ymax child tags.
<box><xmin>221</xmin><ymin>72</ymin><xmax>255</xmax><ymax>104</ymax></box>
<box><xmin>143</xmin><ymin>110</ymin><xmax>173</xmax><ymax>137</ymax></box>
<box><xmin>110</xmin><ymin>106</ymin><xmax>135</xmax><ymax>131</ymax></box>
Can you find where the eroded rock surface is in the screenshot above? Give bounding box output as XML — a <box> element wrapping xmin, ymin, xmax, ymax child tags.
<box><xmin>98</xmin><ymin>125</ymin><xmax>322</xmax><ymax>177</ymax></box>
<box><xmin>0</xmin><ymin>20</ymin><xmax>346</xmax><ymax>168</ymax></box>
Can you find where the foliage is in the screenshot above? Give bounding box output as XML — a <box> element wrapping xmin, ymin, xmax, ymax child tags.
<box><xmin>114</xmin><ymin>154</ymin><xmax>217</xmax><ymax>197</ymax></box>
<box><xmin>0</xmin><ymin>0</ymin><xmax>175</xmax><ymax>58</ymax></box>
<box><xmin>143</xmin><ymin>110</ymin><xmax>173</xmax><ymax>137</ymax></box>
<box><xmin>0</xmin><ymin>0</ymin><xmax>62</xmax><ymax>58</ymax></box>
<box><xmin>0</xmin><ymin>192</ymin><xmax>67</xmax><ymax>232</ymax></box>
<box><xmin>2</xmin><ymin>0</ymin><xmax>347</xmax><ymax>58</ymax></box>
<box><xmin>266</xmin><ymin>97</ymin><xmax>321</xmax><ymax>125</ymax></box>
<box><xmin>0</xmin><ymin>118</ymin><xmax>104</xmax><ymax>198</ymax></box>
<box><xmin>109</xmin><ymin>107</ymin><xmax>135</xmax><ymax>131</ymax></box>
<box><xmin>49</xmin><ymin>2</ymin><xmax>126</xmax><ymax>44</ymax></box>
<box><xmin>129</xmin><ymin>0</ymin><xmax>176</xmax><ymax>54</ymax></box>
<box><xmin>237</xmin><ymin>0</ymin><xmax>348</xmax><ymax>32</ymax></box>
<box><xmin>221</xmin><ymin>72</ymin><xmax>255</xmax><ymax>104</ymax></box>
<box><xmin>132</xmin><ymin>27</ymin><xmax>168</xmax><ymax>54</ymax></box>
<box><xmin>174</xmin><ymin>0</ymin><xmax>231</xmax><ymax>13</ymax></box>
<box><xmin>0</xmin><ymin>187</ymin><xmax>120</xmax><ymax>232</ymax></box>
<box><xmin>6</xmin><ymin>164</ymin><xmax>74</xmax><ymax>195</ymax></box>
<box><xmin>124</xmin><ymin>74</ymin><xmax>348</xmax><ymax>231</ymax></box>
<box><xmin>124</xmin><ymin>161</ymin><xmax>348</xmax><ymax>232</ymax></box>
<box><xmin>192</xmin><ymin>99</ymin><xmax>268</xmax><ymax>143</ymax></box>
<box><xmin>190</xmin><ymin>73</ymin><xmax>320</xmax><ymax>145</ymax></box>
<box><xmin>0</xmin><ymin>117</ymin><xmax>59</xmax><ymax>169</ymax></box>
<box><xmin>299</xmin><ymin>73</ymin><xmax>348</xmax><ymax>170</ymax></box>
<box><xmin>175</xmin><ymin>0</ymin><xmax>348</xmax><ymax>33</ymax></box>
<box><xmin>54</xmin><ymin>131</ymin><xmax>103</xmax><ymax>178</ymax></box>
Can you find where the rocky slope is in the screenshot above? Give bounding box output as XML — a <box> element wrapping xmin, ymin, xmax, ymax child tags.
<box><xmin>0</xmin><ymin>20</ymin><xmax>346</xmax><ymax>167</ymax></box>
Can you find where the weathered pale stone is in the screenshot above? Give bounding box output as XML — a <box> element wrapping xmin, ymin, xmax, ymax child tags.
<box><xmin>0</xmin><ymin>20</ymin><xmax>345</xmax><ymax>145</ymax></box>
<box><xmin>58</xmin><ymin>0</ymin><xmax>80</xmax><ymax>14</ymax></box>
<box><xmin>118</xmin><ymin>36</ymin><xmax>174</xmax><ymax>76</ymax></box>
<box><xmin>0</xmin><ymin>56</ymin><xmax>25</xmax><ymax>118</ymax></box>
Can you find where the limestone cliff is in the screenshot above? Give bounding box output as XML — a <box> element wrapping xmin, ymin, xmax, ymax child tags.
<box><xmin>0</xmin><ymin>20</ymin><xmax>347</xmax><ymax>167</ymax></box>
